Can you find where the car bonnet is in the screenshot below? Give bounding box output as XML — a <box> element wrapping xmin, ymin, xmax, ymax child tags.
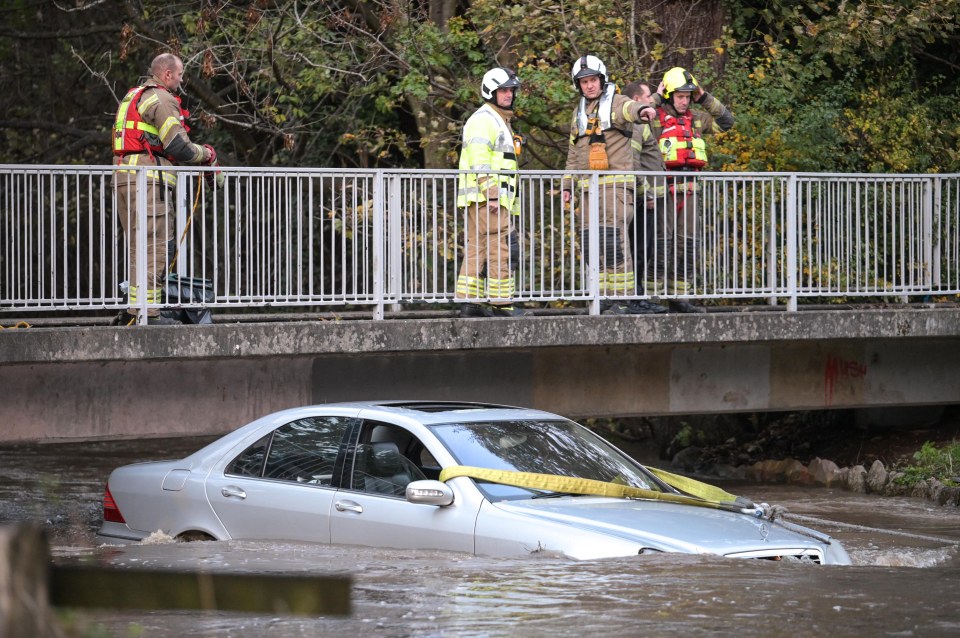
<box><xmin>491</xmin><ymin>496</ymin><xmax>830</xmax><ymax>555</ymax></box>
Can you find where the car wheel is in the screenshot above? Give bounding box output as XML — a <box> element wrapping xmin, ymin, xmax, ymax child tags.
<box><xmin>176</xmin><ymin>530</ymin><xmax>217</xmax><ymax>542</ymax></box>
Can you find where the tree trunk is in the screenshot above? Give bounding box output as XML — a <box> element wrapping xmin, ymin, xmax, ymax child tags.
<box><xmin>648</xmin><ymin>0</ymin><xmax>727</xmax><ymax>74</ymax></box>
<box><xmin>407</xmin><ymin>0</ymin><xmax>460</xmax><ymax>169</ymax></box>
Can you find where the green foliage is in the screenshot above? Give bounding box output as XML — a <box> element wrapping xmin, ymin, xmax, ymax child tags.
<box><xmin>703</xmin><ymin>46</ymin><xmax>849</xmax><ymax>172</ymax></box>
<box><xmin>671</xmin><ymin>423</ymin><xmax>707</xmax><ymax>449</ymax></box>
<box><xmin>715</xmin><ymin>0</ymin><xmax>960</xmax><ymax>173</ymax></box>
<box><xmin>2</xmin><ymin>0</ymin><xmax>960</xmax><ymax>172</ymax></box>
<box><xmin>894</xmin><ymin>440</ymin><xmax>960</xmax><ymax>486</ymax></box>
<box><xmin>840</xmin><ymin>67</ymin><xmax>960</xmax><ymax>173</ymax></box>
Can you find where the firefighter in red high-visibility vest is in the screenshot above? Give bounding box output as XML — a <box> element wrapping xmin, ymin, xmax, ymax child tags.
<box><xmin>647</xmin><ymin>67</ymin><xmax>734</xmax><ymax>313</ymax></box>
<box><xmin>112</xmin><ymin>53</ymin><xmax>220</xmax><ymax>325</ymax></box>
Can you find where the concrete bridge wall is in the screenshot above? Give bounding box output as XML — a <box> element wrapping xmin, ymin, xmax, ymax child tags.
<box><xmin>1</xmin><ymin>309</ymin><xmax>958</xmax><ymax>442</ymax></box>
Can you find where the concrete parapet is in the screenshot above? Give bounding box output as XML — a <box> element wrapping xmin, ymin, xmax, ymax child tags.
<box><xmin>2</xmin><ymin>308</ymin><xmax>960</xmax><ymax>364</ymax></box>
<box><xmin>2</xmin><ymin>308</ymin><xmax>959</xmax><ymax>442</ymax></box>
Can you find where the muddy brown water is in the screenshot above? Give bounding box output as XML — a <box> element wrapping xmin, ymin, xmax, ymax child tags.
<box><xmin>2</xmin><ymin>437</ymin><xmax>958</xmax><ymax>637</ymax></box>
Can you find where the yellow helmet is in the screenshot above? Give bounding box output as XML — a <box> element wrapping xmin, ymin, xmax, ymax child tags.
<box><xmin>662</xmin><ymin>67</ymin><xmax>699</xmax><ymax>100</ymax></box>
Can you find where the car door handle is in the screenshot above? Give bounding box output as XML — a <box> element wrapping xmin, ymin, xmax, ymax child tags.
<box><xmin>221</xmin><ymin>486</ymin><xmax>247</xmax><ymax>499</ymax></box>
<box><xmin>335</xmin><ymin>500</ymin><xmax>363</xmax><ymax>514</ymax></box>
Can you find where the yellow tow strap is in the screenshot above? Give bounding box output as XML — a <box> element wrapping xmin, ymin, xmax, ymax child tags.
<box><xmin>645</xmin><ymin>466</ymin><xmax>740</xmax><ymax>504</ymax></box>
<box><xmin>439</xmin><ymin>466</ymin><xmax>751</xmax><ymax>513</ymax></box>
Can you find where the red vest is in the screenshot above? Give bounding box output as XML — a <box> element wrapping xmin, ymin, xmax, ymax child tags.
<box><xmin>657</xmin><ymin>109</ymin><xmax>708</xmax><ymax>170</ymax></box>
<box><xmin>112</xmin><ymin>84</ymin><xmax>190</xmax><ymax>159</ymax></box>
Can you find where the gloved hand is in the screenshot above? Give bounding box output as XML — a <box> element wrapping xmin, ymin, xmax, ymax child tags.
<box><xmin>202</xmin><ymin>144</ymin><xmax>223</xmax><ymax>189</ymax></box>
<box><xmin>204</xmin><ymin>168</ymin><xmax>225</xmax><ymax>190</ymax></box>
<box><xmin>203</xmin><ymin>144</ymin><xmax>218</xmax><ymax>166</ymax></box>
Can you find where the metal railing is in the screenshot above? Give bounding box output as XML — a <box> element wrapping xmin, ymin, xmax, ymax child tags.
<box><xmin>2</xmin><ymin>165</ymin><xmax>958</xmax><ymax>322</ymax></box>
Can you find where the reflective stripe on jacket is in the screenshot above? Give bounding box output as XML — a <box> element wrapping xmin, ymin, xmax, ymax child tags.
<box><xmin>574</xmin><ymin>83</ymin><xmax>619</xmax><ymax>137</ymax></box>
<box><xmin>647</xmin><ymin>91</ymin><xmax>734</xmax><ymax>172</ymax></box>
<box><xmin>655</xmin><ymin>109</ymin><xmax>708</xmax><ymax>170</ymax></box>
<box><xmin>631</xmin><ymin>122</ymin><xmax>666</xmax><ymax>199</ymax></box>
<box><xmin>113</xmin><ymin>81</ymin><xmax>204</xmax><ymax>187</ymax></box>
<box><xmin>565</xmin><ymin>87</ymin><xmax>648</xmax><ymax>189</ymax></box>
<box><xmin>456</xmin><ymin>103</ymin><xmax>520</xmax><ymax>215</ymax></box>
<box><xmin>113</xmin><ymin>85</ymin><xmax>167</xmax><ymax>158</ymax></box>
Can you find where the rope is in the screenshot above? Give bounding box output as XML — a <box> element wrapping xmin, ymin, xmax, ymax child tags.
<box><xmin>124</xmin><ymin>174</ymin><xmax>202</xmax><ymax>326</ymax></box>
<box><xmin>0</xmin><ymin>321</ymin><xmax>31</xmax><ymax>329</ymax></box>
<box><xmin>783</xmin><ymin>512</ymin><xmax>960</xmax><ymax>546</ymax></box>
<box><xmin>168</xmin><ymin>173</ymin><xmax>204</xmax><ymax>273</ymax></box>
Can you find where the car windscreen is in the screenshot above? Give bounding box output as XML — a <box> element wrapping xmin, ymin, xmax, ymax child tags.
<box><xmin>429</xmin><ymin>419</ymin><xmax>660</xmax><ymax>501</ymax></box>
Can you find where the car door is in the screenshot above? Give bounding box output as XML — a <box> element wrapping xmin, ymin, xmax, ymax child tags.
<box><xmin>329</xmin><ymin>420</ymin><xmax>479</xmax><ymax>553</ymax></box>
<box><xmin>206</xmin><ymin>415</ymin><xmax>355</xmax><ymax>542</ymax></box>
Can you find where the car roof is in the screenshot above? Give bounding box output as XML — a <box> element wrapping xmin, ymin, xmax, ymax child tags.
<box><xmin>339</xmin><ymin>400</ymin><xmax>565</xmax><ymax>425</ymax></box>
<box><xmin>183</xmin><ymin>401</ymin><xmax>567</xmax><ymax>466</ymax></box>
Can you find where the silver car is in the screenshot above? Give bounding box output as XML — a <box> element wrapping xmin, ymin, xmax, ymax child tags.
<box><xmin>97</xmin><ymin>401</ymin><xmax>851</xmax><ymax>565</ymax></box>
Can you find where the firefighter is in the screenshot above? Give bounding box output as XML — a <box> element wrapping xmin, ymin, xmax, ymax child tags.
<box><xmin>623</xmin><ymin>79</ymin><xmax>669</xmax><ymax>314</ymax></box>
<box><xmin>648</xmin><ymin>67</ymin><xmax>734</xmax><ymax>313</ymax></box>
<box><xmin>456</xmin><ymin>67</ymin><xmax>526</xmax><ymax>318</ymax></box>
<box><xmin>561</xmin><ymin>55</ymin><xmax>658</xmax><ymax>314</ymax></box>
<box><xmin>112</xmin><ymin>53</ymin><xmax>220</xmax><ymax>325</ymax></box>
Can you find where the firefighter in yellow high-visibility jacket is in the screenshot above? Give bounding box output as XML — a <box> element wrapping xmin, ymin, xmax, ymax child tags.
<box><xmin>455</xmin><ymin>67</ymin><xmax>526</xmax><ymax>318</ymax></box>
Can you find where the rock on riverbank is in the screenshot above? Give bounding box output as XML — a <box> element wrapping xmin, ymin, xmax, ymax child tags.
<box><xmin>671</xmin><ymin>452</ymin><xmax>960</xmax><ymax>507</ymax></box>
<box><xmin>631</xmin><ymin>405</ymin><xmax>960</xmax><ymax>507</ymax></box>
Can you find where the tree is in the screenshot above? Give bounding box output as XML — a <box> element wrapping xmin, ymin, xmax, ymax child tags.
<box><xmin>1</xmin><ymin>0</ymin><xmax>957</xmax><ymax>173</ymax></box>
<box><xmin>712</xmin><ymin>0</ymin><xmax>960</xmax><ymax>173</ymax></box>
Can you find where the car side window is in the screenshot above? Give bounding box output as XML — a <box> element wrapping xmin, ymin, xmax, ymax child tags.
<box><xmin>226</xmin><ymin>416</ymin><xmax>353</xmax><ymax>485</ymax></box>
<box><xmin>225</xmin><ymin>434</ymin><xmax>270</xmax><ymax>478</ymax></box>
<box><xmin>350</xmin><ymin>422</ymin><xmax>428</xmax><ymax>497</ymax></box>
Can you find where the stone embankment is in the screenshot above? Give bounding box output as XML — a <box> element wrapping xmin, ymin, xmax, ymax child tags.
<box><xmin>705</xmin><ymin>457</ymin><xmax>960</xmax><ymax>506</ymax></box>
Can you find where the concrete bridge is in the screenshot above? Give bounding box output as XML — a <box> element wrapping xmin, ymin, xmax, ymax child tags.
<box><xmin>2</xmin><ymin>306</ymin><xmax>958</xmax><ymax>443</ymax></box>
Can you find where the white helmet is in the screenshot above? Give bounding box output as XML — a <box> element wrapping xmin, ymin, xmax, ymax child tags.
<box><xmin>481</xmin><ymin>67</ymin><xmax>521</xmax><ymax>103</ymax></box>
<box><xmin>571</xmin><ymin>55</ymin><xmax>607</xmax><ymax>93</ymax></box>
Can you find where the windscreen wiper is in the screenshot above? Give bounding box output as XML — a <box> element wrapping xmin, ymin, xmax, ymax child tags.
<box><xmin>529</xmin><ymin>490</ymin><xmax>583</xmax><ymax>499</ymax></box>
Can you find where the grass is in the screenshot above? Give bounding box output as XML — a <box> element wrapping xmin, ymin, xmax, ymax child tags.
<box><xmin>894</xmin><ymin>440</ymin><xmax>960</xmax><ymax>487</ymax></box>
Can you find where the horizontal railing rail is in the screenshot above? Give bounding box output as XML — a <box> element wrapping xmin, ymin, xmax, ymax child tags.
<box><xmin>2</xmin><ymin>165</ymin><xmax>958</xmax><ymax>322</ymax></box>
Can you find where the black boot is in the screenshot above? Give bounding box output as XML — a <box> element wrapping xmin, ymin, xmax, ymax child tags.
<box><xmin>146</xmin><ymin>314</ymin><xmax>183</xmax><ymax>325</ymax></box>
<box><xmin>600</xmin><ymin>300</ymin><xmax>630</xmax><ymax>315</ymax></box>
<box><xmin>459</xmin><ymin>303</ymin><xmax>494</xmax><ymax>318</ymax></box>
<box><xmin>628</xmin><ymin>299</ymin><xmax>669</xmax><ymax>314</ymax></box>
<box><xmin>490</xmin><ymin>304</ymin><xmax>526</xmax><ymax>317</ymax></box>
<box><xmin>668</xmin><ymin>299</ymin><xmax>706</xmax><ymax>314</ymax></box>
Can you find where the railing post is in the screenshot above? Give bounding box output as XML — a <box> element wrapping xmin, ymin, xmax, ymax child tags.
<box><xmin>785</xmin><ymin>173</ymin><xmax>798</xmax><ymax>312</ymax></box>
<box><xmin>767</xmin><ymin>178</ymin><xmax>779</xmax><ymax>306</ymax></box>
<box><xmin>136</xmin><ymin>167</ymin><xmax>149</xmax><ymax>325</ymax></box>
<box><xmin>372</xmin><ymin>170</ymin><xmax>385</xmax><ymax>320</ymax></box>
<box><xmin>388</xmin><ymin>173</ymin><xmax>402</xmax><ymax>312</ymax></box>
<box><xmin>925</xmin><ymin>176</ymin><xmax>937</xmax><ymax>289</ymax></box>
<box><xmin>588</xmin><ymin>173</ymin><xmax>601</xmax><ymax>315</ymax></box>
<box><xmin>174</xmin><ymin>169</ymin><xmax>187</xmax><ymax>278</ymax></box>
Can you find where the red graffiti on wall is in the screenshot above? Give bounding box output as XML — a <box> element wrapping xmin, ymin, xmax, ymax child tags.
<box><xmin>824</xmin><ymin>354</ymin><xmax>868</xmax><ymax>407</ymax></box>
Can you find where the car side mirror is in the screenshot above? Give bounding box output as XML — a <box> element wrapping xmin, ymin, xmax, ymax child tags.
<box><xmin>405</xmin><ymin>480</ymin><xmax>455</xmax><ymax>507</ymax></box>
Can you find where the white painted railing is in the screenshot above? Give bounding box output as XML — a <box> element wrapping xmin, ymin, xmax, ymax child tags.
<box><xmin>1</xmin><ymin>165</ymin><xmax>957</xmax><ymax>322</ymax></box>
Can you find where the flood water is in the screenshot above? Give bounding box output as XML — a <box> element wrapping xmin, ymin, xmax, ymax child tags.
<box><xmin>2</xmin><ymin>436</ymin><xmax>959</xmax><ymax>637</ymax></box>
